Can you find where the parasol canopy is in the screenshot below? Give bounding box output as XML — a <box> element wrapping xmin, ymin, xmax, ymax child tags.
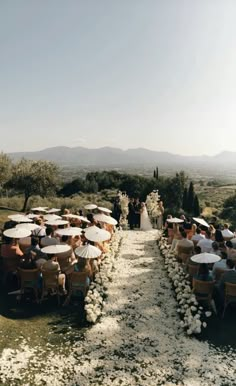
<box><xmin>85</xmin><ymin>225</ymin><xmax>111</xmax><ymax>242</ymax></box>
<box><xmin>7</xmin><ymin>214</ymin><xmax>33</xmax><ymax>223</ymax></box>
<box><xmin>55</xmin><ymin>227</ymin><xmax>82</xmax><ymax>236</ymax></box>
<box><xmin>41</xmin><ymin>244</ymin><xmax>71</xmax><ymax>254</ymax></box>
<box><xmin>97</xmin><ymin>206</ymin><xmax>112</xmax><ymax>214</ymax></box>
<box><xmin>45</xmin><ymin>220</ymin><xmax>69</xmax><ymax>226</ymax></box>
<box><xmin>31</xmin><ymin>207</ymin><xmax>48</xmax><ymax>212</ymax></box>
<box><xmin>46</xmin><ymin>208</ymin><xmax>61</xmax><ymax>213</ymax></box>
<box><xmin>74</xmin><ymin>244</ymin><xmax>102</xmax><ymax>259</ymax></box>
<box><xmin>191</xmin><ymin>252</ymin><xmax>221</xmax><ymax>264</ymax></box>
<box><xmin>166</xmin><ymin>217</ymin><xmax>184</xmax><ymax>224</ymax></box>
<box><xmin>16</xmin><ymin>223</ymin><xmax>40</xmax><ymax>231</ymax></box>
<box><xmin>84</xmin><ymin>204</ymin><xmax>97</xmax><ymax>210</ymax></box>
<box><xmin>3</xmin><ymin>228</ymin><xmax>31</xmax><ymax>239</ymax></box>
<box><xmin>94</xmin><ymin>213</ymin><xmax>117</xmax><ymax>225</ymax></box>
<box><xmin>44</xmin><ymin>214</ymin><xmax>62</xmax><ymax>221</ymax></box>
<box><xmin>193</xmin><ymin>217</ymin><xmax>209</xmax><ymax>228</ymax></box>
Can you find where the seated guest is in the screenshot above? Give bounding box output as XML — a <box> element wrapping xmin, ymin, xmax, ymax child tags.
<box><xmin>191</xmin><ymin>227</ymin><xmax>205</xmax><ymax>244</ymax></box>
<box><xmin>41</xmin><ymin>226</ymin><xmax>59</xmax><ymax>247</ymax></box>
<box><xmin>42</xmin><ymin>254</ymin><xmax>66</xmax><ymax>293</ymax></box>
<box><xmin>209</xmin><ymin>224</ymin><xmax>216</xmax><ymax>236</ymax></box>
<box><xmin>1</xmin><ymin>236</ymin><xmax>24</xmax><ymax>258</ymax></box>
<box><xmin>19</xmin><ymin>251</ymin><xmax>37</xmax><ymax>270</ymax></box>
<box><xmin>25</xmin><ymin>237</ymin><xmax>47</xmax><ymax>260</ymax></box>
<box><xmin>73</xmin><ymin>258</ymin><xmax>92</xmax><ymax>285</ymax></box>
<box><xmin>217</xmin><ymin>259</ymin><xmax>236</xmax><ymax>300</ymax></box>
<box><xmin>32</xmin><ymin>218</ymin><xmax>46</xmax><ymax>238</ymax></box>
<box><xmin>197</xmin><ymin>230</ymin><xmax>213</xmax><ymax>253</ymax></box>
<box><xmin>212</xmin><ymin>251</ymin><xmax>228</xmax><ymax>280</ymax></box>
<box><xmin>214</xmin><ymin>229</ymin><xmax>224</xmax><ymax>243</ymax></box>
<box><xmin>175</xmin><ymin>231</ymin><xmax>194</xmax><ymax>264</ymax></box>
<box><xmin>226</xmin><ymin>240</ymin><xmax>236</xmax><ymax>260</ymax></box>
<box><xmin>194</xmin><ymin>263</ymin><xmax>213</xmax><ymax>281</ymax></box>
<box><xmin>87</xmin><ymin>213</ymin><xmax>96</xmax><ymax>226</ymax></box>
<box><xmin>211</xmin><ymin>241</ymin><xmax>222</xmax><ymax>256</ymax></box>
<box><xmin>222</xmin><ymin>223</ymin><xmax>234</xmax><ymax>240</ymax></box>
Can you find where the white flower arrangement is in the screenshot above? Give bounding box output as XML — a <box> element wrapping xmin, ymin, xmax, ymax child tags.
<box><xmin>157</xmin><ymin>234</ymin><xmax>212</xmax><ymax>335</ymax></box>
<box><xmin>85</xmin><ymin>232</ymin><xmax>122</xmax><ymax>323</ymax></box>
<box><xmin>146</xmin><ymin>191</ymin><xmax>162</xmax><ymax>227</ymax></box>
<box><xmin>118</xmin><ymin>192</ymin><xmax>129</xmax><ymax>229</ymax></box>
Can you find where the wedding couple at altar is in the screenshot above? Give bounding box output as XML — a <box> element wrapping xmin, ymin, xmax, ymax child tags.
<box><xmin>128</xmin><ymin>198</ymin><xmax>153</xmax><ymax>231</ymax></box>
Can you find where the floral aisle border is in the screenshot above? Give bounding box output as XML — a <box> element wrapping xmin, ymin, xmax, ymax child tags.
<box><xmin>85</xmin><ymin>231</ymin><xmax>122</xmax><ymax>323</ymax></box>
<box><xmin>157</xmin><ymin>233</ymin><xmax>212</xmax><ymax>335</ymax></box>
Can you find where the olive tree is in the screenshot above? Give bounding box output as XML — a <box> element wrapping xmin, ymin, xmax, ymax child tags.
<box><xmin>0</xmin><ymin>152</ymin><xmax>12</xmax><ymax>187</ymax></box>
<box><xmin>5</xmin><ymin>159</ymin><xmax>60</xmax><ymax>211</ymax></box>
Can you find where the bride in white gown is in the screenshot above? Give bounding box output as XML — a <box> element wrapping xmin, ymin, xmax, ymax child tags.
<box><xmin>140</xmin><ymin>202</ymin><xmax>153</xmax><ymax>231</ymax></box>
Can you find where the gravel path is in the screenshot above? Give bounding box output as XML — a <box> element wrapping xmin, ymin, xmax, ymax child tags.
<box><xmin>0</xmin><ymin>230</ymin><xmax>235</xmax><ymax>386</ymax></box>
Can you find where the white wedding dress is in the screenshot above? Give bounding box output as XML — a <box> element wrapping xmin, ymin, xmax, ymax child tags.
<box><xmin>140</xmin><ymin>205</ymin><xmax>153</xmax><ymax>231</ymax></box>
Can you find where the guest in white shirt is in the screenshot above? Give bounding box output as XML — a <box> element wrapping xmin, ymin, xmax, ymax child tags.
<box><xmin>197</xmin><ymin>230</ymin><xmax>213</xmax><ymax>253</ymax></box>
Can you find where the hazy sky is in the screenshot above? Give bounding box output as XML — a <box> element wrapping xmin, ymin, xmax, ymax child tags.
<box><xmin>1</xmin><ymin>0</ymin><xmax>236</xmax><ymax>155</ymax></box>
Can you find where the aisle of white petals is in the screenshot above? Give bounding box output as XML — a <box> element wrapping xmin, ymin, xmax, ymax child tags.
<box><xmin>0</xmin><ymin>230</ymin><xmax>235</xmax><ymax>386</ymax></box>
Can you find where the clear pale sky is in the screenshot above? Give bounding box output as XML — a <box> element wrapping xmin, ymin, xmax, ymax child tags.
<box><xmin>1</xmin><ymin>0</ymin><xmax>236</xmax><ymax>155</ymax></box>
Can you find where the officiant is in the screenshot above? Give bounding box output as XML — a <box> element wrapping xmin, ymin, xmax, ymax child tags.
<box><xmin>134</xmin><ymin>198</ymin><xmax>141</xmax><ymax>228</ymax></box>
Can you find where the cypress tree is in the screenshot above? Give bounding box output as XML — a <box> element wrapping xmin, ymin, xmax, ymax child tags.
<box><xmin>193</xmin><ymin>194</ymin><xmax>201</xmax><ymax>216</ymax></box>
<box><xmin>187</xmin><ymin>181</ymin><xmax>195</xmax><ymax>213</ymax></box>
<box><xmin>156</xmin><ymin>166</ymin><xmax>159</xmax><ymax>180</ymax></box>
<box><xmin>182</xmin><ymin>187</ymin><xmax>188</xmax><ymax>211</ymax></box>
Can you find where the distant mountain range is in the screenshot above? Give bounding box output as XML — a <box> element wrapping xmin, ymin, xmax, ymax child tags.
<box><xmin>7</xmin><ymin>147</ymin><xmax>236</xmax><ymax>168</ymax></box>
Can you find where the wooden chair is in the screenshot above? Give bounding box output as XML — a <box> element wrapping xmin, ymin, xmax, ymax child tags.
<box><xmin>63</xmin><ymin>272</ymin><xmax>89</xmax><ymax>306</ymax></box>
<box><xmin>222</xmin><ymin>282</ymin><xmax>236</xmax><ymax>318</ymax></box>
<box><xmin>2</xmin><ymin>256</ymin><xmax>20</xmax><ymax>286</ymax></box>
<box><xmin>187</xmin><ymin>264</ymin><xmax>199</xmax><ymax>280</ymax></box>
<box><xmin>192</xmin><ymin>278</ymin><xmax>215</xmax><ymax>307</ymax></box>
<box><xmin>18</xmin><ymin>268</ymin><xmax>40</xmax><ymax>302</ymax></box>
<box><xmin>41</xmin><ymin>269</ymin><xmax>60</xmax><ymax>305</ymax></box>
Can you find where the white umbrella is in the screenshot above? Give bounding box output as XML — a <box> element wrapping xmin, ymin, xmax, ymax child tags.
<box><xmin>84</xmin><ymin>204</ymin><xmax>97</xmax><ymax>210</ymax></box>
<box><xmin>44</xmin><ymin>214</ymin><xmax>62</xmax><ymax>221</ymax></box>
<box><xmin>191</xmin><ymin>253</ymin><xmax>221</xmax><ymax>264</ymax></box>
<box><xmin>26</xmin><ymin>213</ymin><xmax>40</xmax><ymax>219</ymax></box>
<box><xmin>3</xmin><ymin>228</ymin><xmax>31</xmax><ymax>238</ymax></box>
<box><xmin>166</xmin><ymin>217</ymin><xmax>184</xmax><ymax>224</ymax></box>
<box><xmin>97</xmin><ymin>206</ymin><xmax>112</xmax><ymax>214</ymax></box>
<box><xmin>7</xmin><ymin>214</ymin><xmax>33</xmax><ymax>223</ymax></box>
<box><xmin>85</xmin><ymin>226</ymin><xmax>111</xmax><ymax>242</ymax></box>
<box><xmin>62</xmin><ymin>213</ymin><xmax>79</xmax><ymax>219</ymax></box>
<box><xmin>193</xmin><ymin>217</ymin><xmax>209</xmax><ymax>228</ymax></box>
<box><xmin>94</xmin><ymin>213</ymin><xmax>117</xmax><ymax>225</ymax></box>
<box><xmin>55</xmin><ymin>227</ymin><xmax>82</xmax><ymax>236</ymax></box>
<box><xmin>77</xmin><ymin>216</ymin><xmax>91</xmax><ymax>224</ymax></box>
<box><xmin>16</xmin><ymin>223</ymin><xmax>40</xmax><ymax>231</ymax></box>
<box><xmin>41</xmin><ymin>244</ymin><xmax>71</xmax><ymax>254</ymax></box>
<box><xmin>74</xmin><ymin>244</ymin><xmax>102</xmax><ymax>259</ymax></box>
<box><xmin>31</xmin><ymin>206</ymin><xmax>48</xmax><ymax>212</ymax></box>
<box><xmin>45</xmin><ymin>220</ymin><xmax>69</xmax><ymax>226</ymax></box>
<box><xmin>46</xmin><ymin>208</ymin><xmax>61</xmax><ymax>213</ymax></box>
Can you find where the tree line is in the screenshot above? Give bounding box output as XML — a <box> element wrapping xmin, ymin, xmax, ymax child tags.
<box><xmin>0</xmin><ymin>154</ymin><xmax>202</xmax><ymax>216</ymax></box>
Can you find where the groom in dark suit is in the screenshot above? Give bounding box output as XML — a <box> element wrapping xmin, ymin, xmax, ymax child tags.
<box><xmin>128</xmin><ymin>198</ymin><xmax>136</xmax><ymax>230</ymax></box>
